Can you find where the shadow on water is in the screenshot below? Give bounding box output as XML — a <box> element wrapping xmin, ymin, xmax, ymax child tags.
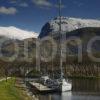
<box><xmin>72</xmin><ymin>79</ymin><xmax>100</xmax><ymax>92</ymax></box>
<box><xmin>33</xmin><ymin>79</ymin><xmax>100</xmax><ymax>100</ymax></box>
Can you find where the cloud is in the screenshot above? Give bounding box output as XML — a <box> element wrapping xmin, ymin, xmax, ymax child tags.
<box><xmin>9</xmin><ymin>0</ymin><xmax>28</xmax><ymax>8</ymax></box>
<box><xmin>19</xmin><ymin>2</ymin><xmax>28</xmax><ymax>7</ymax></box>
<box><xmin>32</xmin><ymin>0</ymin><xmax>65</xmax><ymax>9</ymax></box>
<box><xmin>32</xmin><ymin>0</ymin><xmax>52</xmax><ymax>7</ymax></box>
<box><xmin>0</xmin><ymin>6</ymin><xmax>17</xmax><ymax>15</ymax></box>
<box><xmin>9</xmin><ymin>0</ymin><xmax>17</xmax><ymax>4</ymax></box>
<box><xmin>55</xmin><ymin>4</ymin><xmax>66</xmax><ymax>8</ymax></box>
<box><xmin>73</xmin><ymin>1</ymin><xmax>84</xmax><ymax>7</ymax></box>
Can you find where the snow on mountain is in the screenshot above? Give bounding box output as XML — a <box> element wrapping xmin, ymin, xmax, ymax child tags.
<box><xmin>39</xmin><ymin>17</ymin><xmax>100</xmax><ymax>38</ymax></box>
<box><xmin>0</xmin><ymin>26</ymin><xmax>38</xmax><ymax>40</ymax></box>
<box><xmin>50</xmin><ymin>17</ymin><xmax>100</xmax><ymax>32</ymax></box>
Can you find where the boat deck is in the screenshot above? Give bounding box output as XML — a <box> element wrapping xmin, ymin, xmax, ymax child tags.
<box><xmin>29</xmin><ymin>82</ymin><xmax>57</xmax><ymax>93</ymax></box>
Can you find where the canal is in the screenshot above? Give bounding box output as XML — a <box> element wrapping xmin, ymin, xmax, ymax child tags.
<box><xmin>32</xmin><ymin>79</ymin><xmax>100</xmax><ymax>100</ymax></box>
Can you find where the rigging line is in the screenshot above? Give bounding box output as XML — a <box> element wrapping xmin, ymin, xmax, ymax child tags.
<box><xmin>59</xmin><ymin>0</ymin><xmax>63</xmax><ymax>78</ymax></box>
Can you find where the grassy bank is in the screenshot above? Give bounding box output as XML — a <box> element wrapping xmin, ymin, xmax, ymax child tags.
<box><xmin>0</xmin><ymin>78</ymin><xmax>32</xmax><ymax>100</ymax></box>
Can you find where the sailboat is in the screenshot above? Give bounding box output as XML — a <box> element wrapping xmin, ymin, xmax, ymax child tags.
<box><xmin>30</xmin><ymin>0</ymin><xmax>72</xmax><ymax>93</ymax></box>
<box><xmin>39</xmin><ymin>0</ymin><xmax>72</xmax><ymax>92</ymax></box>
<box><xmin>57</xmin><ymin>0</ymin><xmax>72</xmax><ymax>92</ymax></box>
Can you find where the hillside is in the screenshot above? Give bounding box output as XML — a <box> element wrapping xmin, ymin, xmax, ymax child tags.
<box><xmin>1</xmin><ymin>18</ymin><xmax>100</xmax><ymax>77</ymax></box>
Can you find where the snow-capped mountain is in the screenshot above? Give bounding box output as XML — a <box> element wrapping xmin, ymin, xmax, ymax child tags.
<box><xmin>39</xmin><ymin>17</ymin><xmax>100</xmax><ymax>38</ymax></box>
<box><xmin>51</xmin><ymin>17</ymin><xmax>100</xmax><ymax>32</ymax></box>
<box><xmin>0</xmin><ymin>26</ymin><xmax>38</xmax><ymax>40</ymax></box>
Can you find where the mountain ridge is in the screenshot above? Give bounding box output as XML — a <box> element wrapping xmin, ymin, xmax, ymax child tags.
<box><xmin>39</xmin><ymin>17</ymin><xmax>100</xmax><ymax>38</ymax></box>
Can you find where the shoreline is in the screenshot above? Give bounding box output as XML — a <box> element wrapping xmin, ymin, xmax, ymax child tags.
<box><xmin>68</xmin><ymin>76</ymin><xmax>100</xmax><ymax>79</ymax></box>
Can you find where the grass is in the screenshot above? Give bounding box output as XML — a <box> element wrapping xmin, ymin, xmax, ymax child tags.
<box><xmin>0</xmin><ymin>78</ymin><xmax>32</xmax><ymax>100</ymax></box>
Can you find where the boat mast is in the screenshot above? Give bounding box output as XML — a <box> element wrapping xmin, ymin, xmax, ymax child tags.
<box><xmin>59</xmin><ymin>0</ymin><xmax>63</xmax><ymax>79</ymax></box>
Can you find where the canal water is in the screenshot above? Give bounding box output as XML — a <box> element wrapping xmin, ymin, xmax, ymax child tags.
<box><xmin>36</xmin><ymin>92</ymin><xmax>100</xmax><ymax>100</ymax></box>
<box><xmin>33</xmin><ymin>79</ymin><xmax>100</xmax><ymax>100</ymax></box>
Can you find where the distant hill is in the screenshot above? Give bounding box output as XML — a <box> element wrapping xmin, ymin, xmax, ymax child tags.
<box><xmin>1</xmin><ymin>18</ymin><xmax>100</xmax><ymax>63</ymax></box>
<box><xmin>63</xmin><ymin>27</ymin><xmax>100</xmax><ymax>53</ymax></box>
<box><xmin>39</xmin><ymin>27</ymin><xmax>100</xmax><ymax>63</ymax></box>
<box><xmin>0</xmin><ymin>37</ymin><xmax>36</xmax><ymax>62</ymax></box>
<box><xmin>1</xmin><ymin>18</ymin><xmax>100</xmax><ymax>77</ymax></box>
<box><xmin>0</xmin><ymin>26</ymin><xmax>38</xmax><ymax>62</ymax></box>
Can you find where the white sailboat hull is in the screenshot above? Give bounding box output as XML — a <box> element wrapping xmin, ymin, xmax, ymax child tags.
<box><xmin>60</xmin><ymin>84</ymin><xmax>72</xmax><ymax>92</ymax></box>
<box><xmin>59</xmin><ymin>79</ymin><xmax>72</xmax><ymax>92</ymax></box>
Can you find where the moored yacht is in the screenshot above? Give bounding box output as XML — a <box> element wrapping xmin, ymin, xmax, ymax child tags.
<box><xmin>57</xmin><ymin>0</ymin><xmax>72</xmax><ymax>92</ymax></box>
<box><xmin>29</xmin><ymin>0</ymin><xmax>72</xmax><ymax>93</ymax></box>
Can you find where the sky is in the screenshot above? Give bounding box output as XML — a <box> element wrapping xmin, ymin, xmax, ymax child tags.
<box><xmin>0</xmin><ymin>0</ymin><xmax>100</xmax><ymax>34</ymax></box>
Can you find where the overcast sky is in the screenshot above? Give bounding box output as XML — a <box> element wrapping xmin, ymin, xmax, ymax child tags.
<box><xmin>0</xmin><ymin>0</ymin><xmax>100</xmax><ymax>33</ymax></box>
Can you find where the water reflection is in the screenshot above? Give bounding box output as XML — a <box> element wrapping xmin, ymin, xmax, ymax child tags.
<box><xmin>72</xmin><ymin>79</ymin><xmax>100</xmax><ymax>92</ymax></box>
<box><xmin>36</xmin><ymin>93</ymin><xmax>72</xmax><ymax>100</ymax></box>
<box><xmin>37</xmin><ymin>92</ymin><xmax>100</xmax><ymax>100</ymax></box>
